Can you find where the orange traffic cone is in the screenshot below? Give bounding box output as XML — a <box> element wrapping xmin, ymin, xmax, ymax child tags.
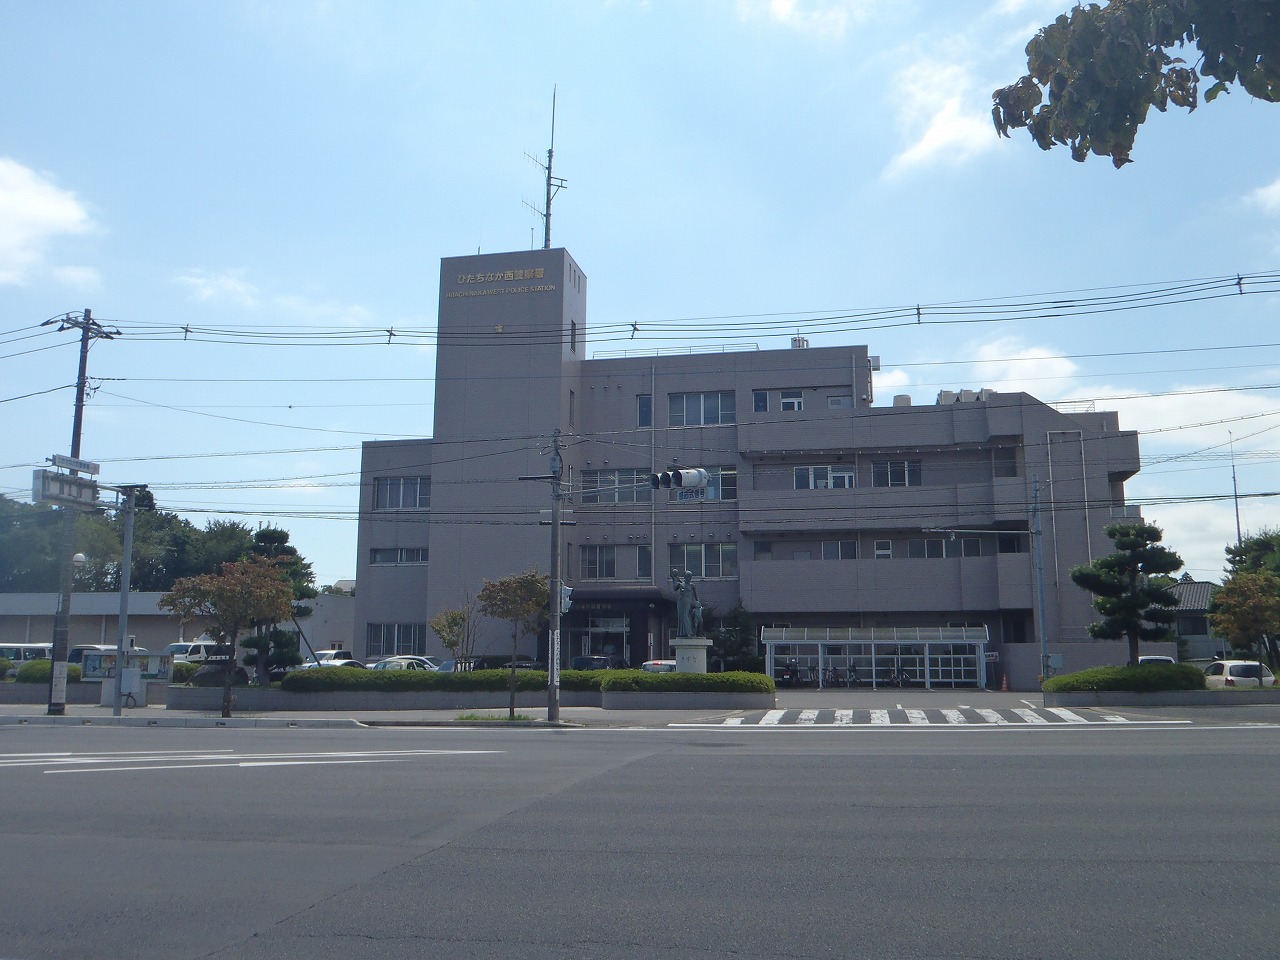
<box><xmin>1001</xmin><ymin>672</ymin><xmax>1009</xmax><ymax>692</ymax></box>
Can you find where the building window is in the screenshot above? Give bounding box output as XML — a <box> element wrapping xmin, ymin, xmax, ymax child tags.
<box><xmin>754</xmin><ymin>541</ymin><xmax>773</xmax><ymax>560</ymax></box>
<box><xmin>580</xmin><ymin>544</ymin><xmax>616</xmax><ymax>579</ymax></box>
<box><xmin>580</xmin><ymin>468</ymin><xmax>652</xmax><ymax>504</ymax></box>
<box><xmin>637</xmin><ymin>394</ymin><xmax>652</xmax><ymax>428</ymax></box>
<box><xmin>822</xmin><ymin>540</ymin><xmax>857</xmax><ymax>560</ymax></box>
<box><xmin>997</xmin><ymin>534</ymin><xmax>1028</xmax><ymax>554</ymax></box>
<box><xmin>369</xmin><ymin>547</ymin><xmax>428</xmax><ymax>564</ymax></box>
<box><xmin>669</xmin><ymin>391</ymin><xmax>736</xmax><ymax>427</ymax></box>
<box><xmin>908</xmin><ymin>538</ymin><xmax>945</xmax><ymax>559</ymax></box>
<box><xmin>994</xmin><ymin>447</ymin><xmax>1018</xmax><ymax>478</ymax></box>
<box><xmin>570</xmin><ymin>320</ymin><xmax>577</xmax><ymax>354</ymax></box>
<box><xmin>637</xmin><ymin>544</ymin><xmax>652</xmax><ymax>579</ymax></box>
<box><xmin>828</xmin><ymin>396</ymin><xmax>854</xmax><ymax>409</ymax></box>
<box><xmin>373</xmin><ymin>476</ymin><xmax>430</xmax><ymax>510</ymax></box>
<box><xmin>874</xmin><ymin>540</ymin><xmax>892</xmax><ymax>560</ymax></box>
<box><xmin>670</xmin><ymin>542</ymin><xmax>739</xmax><ymax>578</ymax></box>
<box><xmin>569</xmin><ymin>389</ymin><xmax>575</xmax><ymax>426</ymax></box>
<box><xmin>947</xmin><ymin>537</ymin><xmax>981</xmax><ymax>558</ymax></box>
<box><xmin>1177</xmin><ymin>615</ymin><xmax>1209</xmax><ymax>635</ymax></box>
<box><xmin>753</xmin><ymin>390</ymin><xmax>769</xmax><ymax>413</ymax></box>
<box><xmin>366</xmin><ymin>623</ymin><xmax>427</xmax><ymax>657</ymax></box>
<box><xmin>872</xmin><ymin>460</ymin><xmax>922</xmax><ymax>488</ymax></box>
<box><xmin>793</xmin><ymin>465</ymin><xmax>855</xmax><ymax>490</ymax></box>
<box><xmin>781</xmin><ymin>390</ymin><xmax>804</xmax><ymax>411</ymax></box>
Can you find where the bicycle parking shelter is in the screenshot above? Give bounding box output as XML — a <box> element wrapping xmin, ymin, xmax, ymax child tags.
<box><xmin>760</xmin><ymin>626</ymin><xmax>989</xmax><ymax>690</ymax></box>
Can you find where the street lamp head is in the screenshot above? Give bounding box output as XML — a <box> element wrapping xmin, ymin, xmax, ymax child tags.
<box><xmin>71</xmin><ymin>553</ymin><xmax>87</xmax><ymax>567</ymax></box>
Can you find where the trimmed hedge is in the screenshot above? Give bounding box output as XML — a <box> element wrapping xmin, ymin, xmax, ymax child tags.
<box><xmin>277</xmin><ymin>666</ymin><xmax>775</xmax><ymax>694</ymax></box>
<box><xmin>172</xmin><ymin>661</ymin><xmax>200</xmax><ymax>684</ymax></box>
<box><xmin>599</xmin><ymin>671</ymin><xmax>775</xmax><ymax>694</ymax></box>
<box><xmin>1042</xmin><ymin>663</ymin><xmax>1206</xmax><ymax>693</ymax></box>
<box><xmin>0</xmin><ymin>657</ymin><xmax>13</xmax><ymax>678</ymax></box>
<box><xmin>16</xmin><ymin>659</ymin><xmax>82</xmax><ymax>684</ymax></box>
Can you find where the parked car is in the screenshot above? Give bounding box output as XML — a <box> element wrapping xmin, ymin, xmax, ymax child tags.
<box><xmin>161</xmin><ymin>640</ymin><xmax>220</xmax><ymax>664</ymax></box>
<box><xmin>296</xmin><ymin>657</ymin><xmax>365</xmax><ymax>670</ymax></box>
<box><xmin>368</xmin><ymin>656</ymin><xmax>438</xmax><ymax>671</ymax></box>
<box><xmin>570</xmin><ymin>655</ymin><xmax>614</xmax><ymax>670</ymax></box>
<box><xmin>641</xmin><ymin>659</ymin><xmax>677</xmax><ymax>673</ymax></box>
<box><xmin>1204</xmin><ymin>660</ymin><xmax>1277</xmax><ymax>688</ymax></box>
<box><xmin>500</xmin><ymin>660</ymin><xmax>548</xmax><ymax>671</ymax></box>
<box><xmin>1137</xmin><ymin>655</ymin><xmax>1176</xmax><ymax>665</ymax></box>
<box><xmin>190</xmin><ymin>663</ymin><xmax>250</xmax><ymax>686</ymax></box>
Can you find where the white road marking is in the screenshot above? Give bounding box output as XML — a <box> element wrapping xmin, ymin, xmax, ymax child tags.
<box><xmin>870</xmin><ymin>710</ymin><xmax>891</xmax><ymax>725</ymax></box>
<box><xmin>1045</xmin><ymin>707</ymin><xmax>1089</xmax><ymax>724</ymax></box>
<box><xmin>1101</xmin><ymin>715</ymin><xmax>1130</xmax><ymax>723</ymax></box>
<box><xmin>26</xmin><ymin>748</ymin><xmax>501</xmax><ymax>775</ymax></box>
<box><xmin>976</xmin><ymin>709</ymin><xmax>1008</xmax><ymax>725</ymax></box>
<box><xmin>941</xmin><ymin>710</ymin><xmax>968</xmax><ymax>724</ymax></box>
<box><xmin>797</xmin><ymin>709</ymin><xmax>820</xmax><ymax>725</ymax></box>
<box><xmin>905</xmin><ymin>709</ymin><xmax>929</xmax><ymax>725</ymax></box>
<box><xmin>833</xmin><ymin>709</ymin><xmax>854</xmax><ymax>726</ymax></box>
<box><xmin>723</xmin><ymin>717</ymin><xmax>744</xmax><ymax>725</ymax></box>
<box><xmin>759</xmin><ymin>709</ymin><xmax>786</xmax><ymax>725</ymax></box>
<box><xmin>1013</xmin><ymin>709</ymin><xmax>1049</xmax><ymax>724</ymax></box>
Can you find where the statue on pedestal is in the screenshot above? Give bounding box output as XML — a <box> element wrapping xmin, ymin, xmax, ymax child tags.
<box><xmin>670</xmin><ymin>568</ymin><xmax>702</xmax><ymax>637</ymax></box>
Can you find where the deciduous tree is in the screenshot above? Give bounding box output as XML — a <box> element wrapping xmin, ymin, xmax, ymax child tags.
<box><xmin>993</xmin><ymin>1</ymin><xmax>1280</xmax><ymax>166</ymax></box>
<box><xmin>1210</xmin><ymin>570</ymin><xmax>1280</xmax><ymax>665</ymax></box>
<box><xmin>1070</xmin><ymin>522</ymin><xmax>1184</xmax><ymax>665</ymax></box>
<box><xmin>478</xmin><ymin>570</ymin><xmax>549</xmax><ymax>718</ymax></box>
<box><xmin>159</xmin><ymin>555</ymin><xmax>296</xmax><ymax>717</ymax></box>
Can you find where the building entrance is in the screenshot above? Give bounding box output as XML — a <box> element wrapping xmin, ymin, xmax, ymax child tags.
<box><xmin>574</xmin><ymin>616</ymin><xmax>630</xmax><ymax>663</ymax></box>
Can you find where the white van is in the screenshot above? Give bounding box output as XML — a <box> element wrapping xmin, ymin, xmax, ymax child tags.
<box><xmin>161</xmin><ymin>640</ymin><xmax>220</xmax><ymax>664</ymax></box>
<box><xmin>68</xmin><ymin>644</ymin><xmax>118</xmax><ymax>665</ymax></box>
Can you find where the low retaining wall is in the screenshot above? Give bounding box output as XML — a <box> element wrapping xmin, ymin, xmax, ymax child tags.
<box><xmin>1045</xmin><ymin>689</ymin><xmax>1280</xmax><ymax>708</ymax></box>
<box><xmin>0</xmin><ymin>680</ymin><xmax>168</xmax><ymax>705</ymax></box>
<box><xmin>167</xmin><ymin>686</ymin><xmax>601</xmax><ymax>712</ymax></box>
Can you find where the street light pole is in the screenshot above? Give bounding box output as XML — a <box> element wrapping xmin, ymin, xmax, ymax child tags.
<box><xmin>1031</xmin><ymin>475</ymin><xmax>1051</xmax><ymax>685</ymax></box>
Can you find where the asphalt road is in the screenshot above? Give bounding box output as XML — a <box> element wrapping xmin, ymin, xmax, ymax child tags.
<box><xmin>2</xmin><ymin>718</ymin><xmax>1278</xmax><ymax>960</ymax></box>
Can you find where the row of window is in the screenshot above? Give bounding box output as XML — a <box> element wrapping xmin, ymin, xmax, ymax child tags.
<box><xmin>754</xmin><ymin>535</ymin><xmax>1026</xmax><ymax>560</ymax></box>
<box><xmin>636</xmin><ymin>389</ymin><xmax>863</xmax><ymax>427</ymax></box>
<box><xmin>373</xmin><ymin>476</ymin><xmax>430</xmax><ymax>510</ymax></box>
<box><xmin>369</xmin><ymin>547</ymin><xmax>428</xmax><ymax>564</ymax></box>
<box><xmin>366</xmin><ymin>623</ymin><xmax>428</xmax><ymax>657</ymax></box>
<box><xmin>578</xmin><ymin>543</ymin><xmax>740</xmax><ymax>580</ymax></box>
<box><xmin>579</xmin><ymin>467</ymin><xmax>738</xmax><ymax>503</ymax></box>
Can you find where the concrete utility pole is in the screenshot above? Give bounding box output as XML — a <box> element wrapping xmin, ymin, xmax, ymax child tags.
<box><xmin>548</xmin><ymin>430</ymin><xmax>564</xmax><ymax>721</ymax></box>
<box><xmin>42</xmin><ymin>309</ymin><xmax>118</xmax><ymax>716</ymax></box>
<box><xmin>112</xmin><ymin>485</ymin><xmax>145</xmax><ymax>717</ymax></box>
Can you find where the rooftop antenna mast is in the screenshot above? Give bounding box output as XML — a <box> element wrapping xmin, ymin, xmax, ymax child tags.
<box><xmin>525</xmin><ymin>88</ymin><xmax>567</xmax><ymax>249</ymax></box>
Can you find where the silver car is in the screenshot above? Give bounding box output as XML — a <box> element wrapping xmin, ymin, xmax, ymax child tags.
<box><xmin>1204</xmin><ymin>660</ymin><xmax>1276</xmax><ymax>688</ymax></box>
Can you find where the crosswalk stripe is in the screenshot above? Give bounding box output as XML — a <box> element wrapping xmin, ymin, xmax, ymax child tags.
<box><xmin>1012</xmin><ymin>708</ymin><xmax>1048</xmax><ymax>724</ymax></box>
<box><xmin>870</xmin><ymin>709</ymin><xmax>891</xmax><ymax>725</ymax></box>
<box><xmin>905</xmin><ymin>709</ymin><xmax>929</xmax><ymax>724</ymax></box>
<box><xmin>797</xmin><ymin>709</ymin><xmax>820</xmax><ymax>725</ymax></box>
<box><xmin>976</xmin><ymin>708</ymin><xmax>1008</xmax><ymax>724</ymax></box>
<box><xmin>941</xmin><ymin>709</ymin><xmax>968</xmax><ymax>724</ymax></box>
<box><xmin>1101</xmin><ymin>715</ymin><xmax>1130</xmax><ymax>723</ymax></box>
<box><xmin>833</xmin><ymin>709</ymin><xmax>854</xmax><ymax>725</ymax></box>
<box><xmin>760</xmin><ymin>709</ymin><xmax>786</xmax><ymax>725</ymax></box>
<box><xmin>1045</xmin><ymin>707</ymin><xmax>1088</xmax><ymax>724</ymax></box>
<box><xmin>723</xmin><ymin>717</ymin><xmax>744</xmax><ymax>725</ymax></box>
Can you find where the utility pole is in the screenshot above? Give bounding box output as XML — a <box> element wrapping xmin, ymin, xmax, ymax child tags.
<box><xmin>42</xmin><ymin>309</ymin><xmax>118</xmax><ymax>716</ymax></box>
<box><xmin>112</xmin><ymin>485</ymin><xmax>145</xmax><ymax>717</ymax></box>
<box><xmin>1031</xmin><ymin>475</ymin><xmax>1051</xmax><ymax>686</ymax></box>
<box><xmin>548</xmin><ymin>429</ymin><xmax>564</xmax><ymax>721</ymax></box>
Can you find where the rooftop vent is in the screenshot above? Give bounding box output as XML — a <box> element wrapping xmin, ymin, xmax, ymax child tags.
<box><xmin>893</xmin><ymin>394</ymin><xmax>912</xmax><ymax>407</ymax></box>
<box><xmin>791</xmin><ymin>336</ymin><xmax>809</xmax><ymax>349</ymax></box>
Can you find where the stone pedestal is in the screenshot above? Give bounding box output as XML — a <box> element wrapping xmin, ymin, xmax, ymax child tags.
<box><xmin>671</xmin><ymin>636</ymin><xmax>712</xmax><ymax>674</ymax></box>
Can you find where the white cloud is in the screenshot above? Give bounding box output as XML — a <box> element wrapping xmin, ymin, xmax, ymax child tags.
<box><xmin>173</xmin><ymin>269</ymin><xmax>260</xmax><ymax>307</ymax></box>
<box><xmin>884</xmin><ymin>59</ymin><xmax>997</xmax><ymax>176</ymax></box>
<box><xmin>1140</xmin><ymin>500</ymin><xmax>1234</xmax><ymax>582</ymax></box>
<box><xmin>972</xmin><ymin>337</ymin><xmax>1080</xmax><ymax>397</ymax></box>
<box><xmin>272</xmin><ymin>294</ymin><xmax>373</xmax><ymax>327</ymax></box>
<box><xmin>735</xmin><ymin>0</ymin><xmax>878</xmax><ymax>38</ymax></box>
<box><xmin>50</xmin><ymin>265</ymin><xmax>102</xmax><ymax>292</ymax></box>
<box><xmin>0</xmin><ymin>158</ymin><xmax>93</xmax><ymax>285</ymax></box>
<box><xmin>1247</xmin><ymin>176</ymin><xmax>1280</xmax><ymax>215</ymax></box>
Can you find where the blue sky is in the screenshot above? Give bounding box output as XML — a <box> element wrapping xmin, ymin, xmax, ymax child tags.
<box><xmin>2</xmin><ymin>0</ymin><xmax>1279</xmax><ymax>587</ymax></box>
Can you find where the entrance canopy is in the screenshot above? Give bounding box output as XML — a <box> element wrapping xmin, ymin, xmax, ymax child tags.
<box><xmin>760</xmin><ymin>626</ymin><xmax>990</xmax><ymax>690</ymax></box>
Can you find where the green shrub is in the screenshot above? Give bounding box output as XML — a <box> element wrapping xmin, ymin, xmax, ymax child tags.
<box><xmin>599</xmin><ymin>670</ymin><xmax>775</xmax><ymax>694</ymax></box>
<box><xmin>16</xmin><ymin>659</ymin><xmax>82</xmax><ymax>684</ymax></box>
<box><xmin>1043</xmin><ymin>663</ymin><xmax>1206</xmax><ymax>693</ymax></box>
<box><xmin>171</xmin><ymin>661</ymin><xmax>200</xmax><ymax>684</ymax></box>
<box><xmin>0</xmin><ymin>657</ymin><xmax>13</xmax><ymax>678</ymax></box>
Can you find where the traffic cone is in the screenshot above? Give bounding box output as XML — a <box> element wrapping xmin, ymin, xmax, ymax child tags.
<box><xmin>1001</xmin><ymin>672</ymin><xmax>1009</xmax><ymax>692</ymax></box>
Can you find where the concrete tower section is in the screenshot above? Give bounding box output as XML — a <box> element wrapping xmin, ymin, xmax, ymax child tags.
<box><xmin>423</xmin><ymin>248</ymin><xmax>586</xmax><ymax>640</ymax></box>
